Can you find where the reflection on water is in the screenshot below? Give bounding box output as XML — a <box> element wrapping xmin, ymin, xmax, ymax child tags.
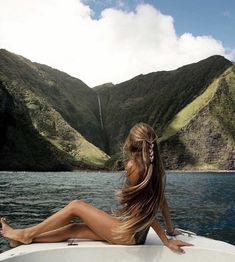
<box><xmin>0</xmin><ymin>171</ymin><xmax>234</xmax><ymax>253</ymax></box>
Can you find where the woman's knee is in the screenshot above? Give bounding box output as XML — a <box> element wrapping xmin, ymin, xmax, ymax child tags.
<box><xmin>68</xmin><ymin>199</ymin><xmax>85</xmax><ymax>214</ymax></box>
<box><xmin>70</xmin><ymin>199</ymin><xmax>87</xmax><ymax>207</ymax></box>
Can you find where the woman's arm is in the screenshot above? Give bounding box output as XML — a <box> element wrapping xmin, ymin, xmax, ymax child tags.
<box><xmin>150</xmin><ymin>218</ymin><xmax>169</xmax><ymax>246</ymax></box>
<box><xmin>160</xmin><ymin>196</ymin><xmax>174</xmax><ymax>233</ymax></box>
<box><xmin>160</xmin><ymin>196</ymin><xmax>181</xmax><ymax>236</ymax></box>
<box><xmin>151</xmin><ymin>218</ymin><xmax>193</xmax><ymax>254</ymax></box>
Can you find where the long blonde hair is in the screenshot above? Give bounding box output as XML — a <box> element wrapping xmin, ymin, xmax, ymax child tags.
<box><xmin>112</xmin><ymin>122</ymin><xmax>166</xmax><ymax>244</ymax></box>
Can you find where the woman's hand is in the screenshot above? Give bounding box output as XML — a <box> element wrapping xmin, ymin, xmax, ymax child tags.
<box><xmin>150</xmin><ymin>218</ymin><xmax>193</xmax><ymax>254</ymax></box>
<box><xmin>165</xmin><ymin>239</ymin><xmax>194</xmax><ymax>254</ymax></box>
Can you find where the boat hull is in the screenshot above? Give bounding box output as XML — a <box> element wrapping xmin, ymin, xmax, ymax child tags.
<box><xmin>0</xmin><ymin>228</ymin><xmax>234</xmax><ymax>262</ymax></box>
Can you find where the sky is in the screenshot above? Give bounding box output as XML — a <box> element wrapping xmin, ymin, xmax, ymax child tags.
<box><xmin>0</xmin><ymin>0</ymin><xmax>234</xmax><ymax>87</ymax></box>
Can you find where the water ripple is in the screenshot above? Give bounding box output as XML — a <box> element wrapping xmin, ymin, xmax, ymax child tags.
<box><xmin>0</xmin><ymin>171</ymin><xmax>234</xmax><ymax>253</ymax></box>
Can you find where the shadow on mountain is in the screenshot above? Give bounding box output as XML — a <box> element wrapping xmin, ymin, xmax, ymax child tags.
<box><xmin>159</xmin><ymin>125</ymin><xmax>197</xmax><ymax>170</ymax></box>
<box><xmin>0</xmin><ymin>83</ymin><xmax>94</xmax><ymax>171</ymax></box>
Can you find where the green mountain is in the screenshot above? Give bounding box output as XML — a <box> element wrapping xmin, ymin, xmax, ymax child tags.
<box><xmin>95</xmin><ymin>56</ymin><xmax>232</xmax><ymax>151</ymax></box>
<box><xmin>95</xmin><ymin>56</ymin><xmax>234</xmax><ymax>170</ymax></box>
<box><xmin>0</xmin><ymin>49</ymin><xmax>109</xmax><ymax>171</ymax></box>
<box><xmin>159</xmin><ymin>66</ymin><xmax>235</xmax><ymax>170</ymax></box>
<box><xmin>0</xmin><ymin>49</ymin><xmax>234</xmax><ymax>171</ymax></box>
<box><xmin>0</xmin><ymin>49</ymin><xmax>106</xmax><ymax>151</ymax></box>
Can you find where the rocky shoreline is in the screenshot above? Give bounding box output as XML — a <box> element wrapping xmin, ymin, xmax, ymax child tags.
<box><xmin>166</xmin><ymin>169</ymin><xmax>235</xmax><ymax>173</ymax></box>
<box><xmin>1</xmin><ymin>168</ymin><xmax>234</xmax><ymax>173</ymax></box>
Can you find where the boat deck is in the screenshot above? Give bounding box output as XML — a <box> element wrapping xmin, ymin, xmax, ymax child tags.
<box><xmin>0</xmin><ymin>228</ymin><xmax>235</xmax><ymax>261</ymax></box>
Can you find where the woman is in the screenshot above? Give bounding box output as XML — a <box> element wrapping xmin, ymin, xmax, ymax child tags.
<box><xmin>1</xmin><ymin>122</ymin><xmax>192</xmax><ymax>254</ymax></box>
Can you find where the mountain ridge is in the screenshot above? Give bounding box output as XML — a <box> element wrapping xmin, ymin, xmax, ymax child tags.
<box><xmin>95</xmin><ymin>55</ymin><xmax>232</xmax><ymax>155</ymax></box>
<box><xmin>159</xmin><ymin>66</ymin><xmax>235</xmax><ymax>170</ymax></box>
<box><xmin>0</xmin><ymin>48</ymin><xmax>106</xmax><ymax>151</ymax></box>
<box><xmin>0</xmin><ymin>49</ymin><xmax>234</xmax><ymax>171</ymax></box>
<box><xmin>0</xmin><ymin>49</ymin><xmax>109</xmax><ymax>171</ymax></box>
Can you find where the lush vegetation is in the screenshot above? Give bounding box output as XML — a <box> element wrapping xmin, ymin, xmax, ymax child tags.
<box><xmin>0</xmin><ymin>49</ymin><xmax>105</xmax><ymax>151</ymax></box>
<box><xmin>159</xmin><ymin>71</ymin><xmax>224</xmax><ymax>142</ymax></box>
<box><xmin>0</xmin><ymin>49</ymin><xmax>109</xmax><ymax>171</ymax></box>
<box><xmin>96</xmin><ymin>55</ymin><xmax>232</xmax><ymax>155</ymax></box>
<box><xmin>97</xmin><ymin>58</ymin><xmax>234</xmax><ymax>170</ymax></box>
<box><xmin>0</xmin><ymin>48</ymin><xmax>234</xmax><ymax>171</ymax></box>
<box><xmin>211</xmin><ymin>67</ymin><xmax>235</xmax><ymax>141</ymax></box>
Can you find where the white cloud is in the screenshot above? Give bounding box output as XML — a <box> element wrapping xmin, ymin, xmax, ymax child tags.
<box><xmin>0</xmin><ymin>0</ymin><xmax>233</xmax><ymax>86</ymax></box>
<box><xmin>226</xmin><ymin>48</ymin><xmax>235</xmax><ymax>61</ymax></box>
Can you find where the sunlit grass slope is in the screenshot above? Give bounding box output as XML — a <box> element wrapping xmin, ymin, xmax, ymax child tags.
<box><xmin>159</xmin><ymin>66</ymin><xmax>234</xmax><ymax>142</ymax></box>
<box><xmin>0</xmin><ymin>71</ymin><xmax>109</xmax><ymax>171</ymax></box>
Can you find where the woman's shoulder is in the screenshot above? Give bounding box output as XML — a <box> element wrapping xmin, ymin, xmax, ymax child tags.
<box><xmin>124</xmin><ymin>158</ymin><xmax>144</xmax><ymax>175</ymax></box>
<box><xmin>124</xmin><ymin>159</ymin><xmax>135</xmax><ymax>170</ymax></box>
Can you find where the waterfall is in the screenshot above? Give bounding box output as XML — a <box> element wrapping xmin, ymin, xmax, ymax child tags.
<box><xmin>97</xmin><ymin>94</ymin><xmax>104</xmax><ymax>129</ymax></box>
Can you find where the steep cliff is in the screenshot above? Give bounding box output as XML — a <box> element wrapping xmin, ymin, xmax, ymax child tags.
<box><xmin>95</xmin><ymin>56</ymin><xmax>232</xmax><ymax>156</ymax></box>
<box><xmin>0</xmin><ymin>48</ymin><xmax>234</xmax><ymax>171</ymax></box>
<box><xmin>159</xmin><ymin>66</ymin><xmax>235</xmax><ymax>170</ymax></box>
<box><xmin>0</xmin><ymin>82</ymin><xmax>72</xmax><ymax>171</ymax></box>
<box><xmin>0</xmin><ymin>49</ymin><xmax>106</xmax><ymax>151</ymax></box>
<box><xmin>0</xmin><ymin>54</ymin><xmax>109</xmax><ymax>171</ymax></box>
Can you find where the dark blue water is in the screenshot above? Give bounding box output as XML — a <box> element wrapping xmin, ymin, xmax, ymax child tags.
<box><xmin>0</xmin><ymin>171</ymin><xmax>234</xmax><ymax>253</ymax></box>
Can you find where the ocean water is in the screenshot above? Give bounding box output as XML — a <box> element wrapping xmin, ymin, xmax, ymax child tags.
<box><xmin>0</xmin><ymin>171</ymin><xmax>234</xmax><ymax>253</ymax></box>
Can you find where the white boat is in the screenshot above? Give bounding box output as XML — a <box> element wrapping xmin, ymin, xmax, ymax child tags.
<box><xmin>0</xmin><ymin>228</ymin><xmax>234</xmax><ymax>262</ymax></box>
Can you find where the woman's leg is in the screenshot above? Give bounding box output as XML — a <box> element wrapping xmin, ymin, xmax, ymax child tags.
<box><xmin>1</xmin><ymin>200</ymin><xmax>126</xmax><ymax>245</ymax></box>
<box><xmin>33</xmin><ymin>223</ymin><xmax>104</xmax><ymax>243</ymax></box>
<box><xmin>8</xmin><ymin>223</ymin><xmax>104</xmax><ymax>248</ymax></box>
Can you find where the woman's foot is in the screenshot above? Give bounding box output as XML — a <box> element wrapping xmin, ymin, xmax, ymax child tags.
<box><xmin>9</xmin><ymin>239</ymin><xmax>22</xmax><ymax>248</ymax></box>
<box><xmin>0</xmin><ymin>217</ymin><xmax>32</xmax><ymax>245</ymax></box>
<box><xmin>1</xmin><ymin>229</ymin><xmax>23</xmax><ymax>248</ymax></box>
